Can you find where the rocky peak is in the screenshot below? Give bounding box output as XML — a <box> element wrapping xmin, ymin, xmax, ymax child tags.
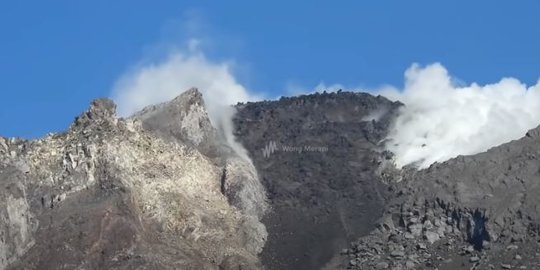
<box><xmin>1</xmin><ymin>91</ymin><xmax>267</xmax><ymax>270</ymax></box>
<box><xmin>171</xmin><ymin>87</ymin><xmax>204</xmax><ymax>108</ymax></box>
<box><xmin>525</xmin><ymin>125</ymin><xmax>540</xmax><ymax>139</ymax></box>
<box><xmin>132</xmin><ymin>88</ymin><xmax>217</xmax><ymax>151</ymax></box>
<box><xmin>71</xmin><ymin>98</ymin><xmax>117</xmax><ymax>131</ymax></box>
<box><xmin>132</xmin><ymin>88</ymin><xmax>269</xmax><ymax>239</ymax></box>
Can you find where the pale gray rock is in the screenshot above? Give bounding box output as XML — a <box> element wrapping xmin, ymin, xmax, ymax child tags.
<box><xmin>0</xmin><ymin>92</ymin><xmax>265</xmax><ymax>270</ymax></box>
<box><xmin>424</xmin><ymin>231</ymin><xmax>440</xmax><ymax>244</ymax></box>
<box><xmin>132</xmin><ymin>88</ymin><xmax>269</xmax><ymax>255</ymax></box>
<box><xmin>132</xmin><ymin>88</ymin><xmax>218</xmax><ymax>154</ymax></box>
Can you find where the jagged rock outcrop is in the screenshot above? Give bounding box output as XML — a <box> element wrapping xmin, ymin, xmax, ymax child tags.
<box><xmin>131</xmin><ymin>88</ymin><xmax>218</xmax><ymax>156</ymax></box>
<box><xmin>132</xmin><ymin>88</ymin><xmax>269</xmax><ymax>254</ymax></box>
<box><xmin>0</xmin><ymin>91</ymin><xmax>266</xmax><ymax>270</ymax></box>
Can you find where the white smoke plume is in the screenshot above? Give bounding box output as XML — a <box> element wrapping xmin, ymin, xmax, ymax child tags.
<box><xmin>113</xmin><ymin>52</ymin><xmax>540</xmax><ymax>170</ymax></box>
<box><xmin>111</xmin><ymin>42</ymin><xmax>259</xmax><ymax>160</ymax></box>
<box><xmin>380</xmin><ymin>63</ymin><xmax>540</xmax><ymax>169</ymax></box>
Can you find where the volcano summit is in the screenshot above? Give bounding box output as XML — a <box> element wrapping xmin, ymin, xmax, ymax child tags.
<box><xmin>1</xmin><ymin>89</ymin><xmax>540</xmax><ymax>270</ymax></box>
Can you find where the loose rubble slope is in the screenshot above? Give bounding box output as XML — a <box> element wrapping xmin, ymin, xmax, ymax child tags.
<box><xmin>234</xmin><ymin>91</ymin><xmax>403</xmax><ymax>270</ymax></box>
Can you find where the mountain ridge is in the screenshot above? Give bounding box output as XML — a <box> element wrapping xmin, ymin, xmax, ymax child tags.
<box><xmin>1</xmin><ymin>90</ymin><xmax>540</xmax><ymax>269</ymax></box>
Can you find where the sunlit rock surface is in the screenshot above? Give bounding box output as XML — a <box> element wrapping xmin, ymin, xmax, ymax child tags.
<box><xmin>0</xmin><ymin>90</ymin><xmax>265</xmax><ymax>270</ymax></box>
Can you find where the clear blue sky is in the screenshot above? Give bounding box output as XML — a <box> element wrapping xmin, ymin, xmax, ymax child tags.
<box><xmin>1</xmin><ymin>1</ymin><xmax>539</xmax><ymax>138</ymax></box>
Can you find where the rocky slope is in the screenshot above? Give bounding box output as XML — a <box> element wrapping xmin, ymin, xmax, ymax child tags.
<box><xmin>233</xmin><ymin>91</ymin><xmax>402</xmax><ymax>270</ymax></box>
<box><xmin>233</xmin><ymin>91</ymin><xmax>540</xmax><ymax>269</ymax></box>
<box><xmin>335</xmin><ymin>122</ymin><xmax>540</xmax><ymax>269</ymax></box>
<box><xmin>0</xmin><ymin>90</ymin><xmax>266</xmax><ymax>270</ymax></box>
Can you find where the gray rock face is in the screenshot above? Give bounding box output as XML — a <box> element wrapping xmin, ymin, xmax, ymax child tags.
<box><xmin>233</xmin><ymin>91</ymin><xmax>403</xmax><ymax>270</ymax></box>
<box><xmin>133</xmin><ymin>88</ymin><xmax>269</xmax><ymax>254</ymax></box>
<box><xmin>131</xmin><ymin>88</ymin><xmax>218</xmax><ymax>154</ymax></box>
<box><xmin>0</xmin><ymin>91</ymin><xmax>266</xmax><ymax>270</ymax></box>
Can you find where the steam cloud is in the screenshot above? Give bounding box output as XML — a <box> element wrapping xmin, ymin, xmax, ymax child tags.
<box><xmin>380</xmin><ymin>63</ymin><xmax>540</xmax><ymax>169</ymax></box>
<box><xmin>112</xmin><ymin>50</ymin><xmax>540</xmax><ymax>171</ymax></box>
<box><xmin>111</xmin><ymin>43</ymin><xmax>259</xmax><ymax>160</ymax></box>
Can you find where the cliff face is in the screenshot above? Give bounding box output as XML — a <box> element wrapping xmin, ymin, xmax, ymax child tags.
<box><xmin>0</xmin><ymin>90</ymin><xmax>265</xmax><ymax>270</ymax></box>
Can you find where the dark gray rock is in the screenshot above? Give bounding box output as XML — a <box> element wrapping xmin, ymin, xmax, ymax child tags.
<box><xmin>335</xmin><ymin>122</ymin><xmax>540</xmax><ymax>269</ymax></box>
<box><xmin>233</xmin><ymin>91</ymin><xmax>402</xmax><ymax>270</ymax></box>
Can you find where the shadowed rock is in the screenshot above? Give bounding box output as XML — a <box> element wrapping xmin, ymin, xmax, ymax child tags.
<box><xmin>233</xmin><ymin>91</ymin><xmax>402</xmax><ymax>270</ymax></box>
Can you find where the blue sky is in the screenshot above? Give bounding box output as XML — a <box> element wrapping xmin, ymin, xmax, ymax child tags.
<box><xmin>1</xmin><ymin>1</ymin><xmax>539</xmax><ymax>138</ymax></box>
